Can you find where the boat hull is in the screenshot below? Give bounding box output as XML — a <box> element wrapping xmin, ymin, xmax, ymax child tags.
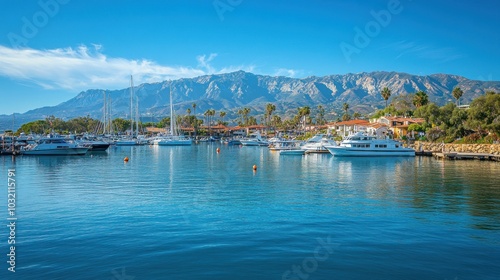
<box><xmin>115</xmin><ymin>141</ymin><xmax>138</xmax><ymax>146</ymax></box>
<box><xmin>240</xmin><ymin>141</ymin><xmax>268</xmax><ymax>146</ymax></box>
<box><xmin>325</xmin><ymin>146</ymin><xmax>415</xmax><ymax>157</ymax></box>
<box><xmin>158</xmin><ymin>140</ymin><xmax>192</xmax><ymax>146</ymax></box>
<box><xmin>88</xmin><ymin>143</ymin><xmax>110</xmax><ymax>151</ymax></box>
<box><xmin>22</xmin><ymin>147</ymin><xmax>89</xmax><ymax>156</ymax></box>
<box><xmin>280</xmin><ymin>149</ymin><xmax>305</xmax><ymax>155</ymax></box>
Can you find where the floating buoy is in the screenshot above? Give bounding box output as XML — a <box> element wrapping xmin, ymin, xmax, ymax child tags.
<box><xmin>216</xmin><ymin>148</ymin><xmax>220</xmax><ymax>153</ymax></box>
<box><xmin>124</xmin><ymin>157</ymin><xmax>129</xmax><ymax>162</ymax></box>
<box><xmin>253</xmin><ymin>164</ymin><xmax>257</xmax><ymax>171</ymax></box>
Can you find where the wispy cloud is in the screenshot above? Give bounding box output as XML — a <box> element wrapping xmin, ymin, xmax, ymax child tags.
<box><xmin>386</xmin><ymin>41</ymin><xmax>464</xmax><ymax>62</ymax></box>
<box><xmin>273</xmin><ymin>68</ymin><xmax>302</xmax><ymax>78</ymax></box>
<box><xmin>0</xmin><ymin>45</ymin><xmax>254</xmax><ymax>91</ymax></box>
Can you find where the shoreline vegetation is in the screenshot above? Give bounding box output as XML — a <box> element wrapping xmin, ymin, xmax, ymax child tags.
<box><xmin>4</xmin><ymin>90</ymin><xmax>500</xmax><ymax>145</ymax></box>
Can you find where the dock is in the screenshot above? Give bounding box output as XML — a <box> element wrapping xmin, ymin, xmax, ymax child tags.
<box><xmin>433</xmin><ymin>152</ymin><xmax>500</xmax><ymax>162</ymax></box>
<box><xmin>305</xmin><ymin>150</ymin><xmax>331</xmax><ymax>154</ymax></box>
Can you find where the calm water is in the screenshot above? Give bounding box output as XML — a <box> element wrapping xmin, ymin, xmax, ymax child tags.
<box><xmin>0</xmin><ymin>144</ymin><xmax>499</xmax><ymax>279</ymax></box>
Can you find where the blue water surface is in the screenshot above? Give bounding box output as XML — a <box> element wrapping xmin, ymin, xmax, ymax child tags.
<box><xmin>0</xmin><ymin>144</ymin><xmax>499</xmax><ymax>279</ymax></box>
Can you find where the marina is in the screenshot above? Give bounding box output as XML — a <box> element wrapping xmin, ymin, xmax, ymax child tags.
<box><xmin>1</xmin><ymin>143</ymin><xmax>499</xmax><ymax>279</ymax></box>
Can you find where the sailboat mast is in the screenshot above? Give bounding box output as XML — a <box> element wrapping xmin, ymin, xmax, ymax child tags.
<box><xmin>130</xmin><ymin>75</ymin><xmax>134</xmax><ymax>136</ymax></box>
<box><xmin>135</xmin><ymin>99</ymin><xmax>139</xmax><ymax>135</ymax></box>
<box><xmin>103</xmin><ymin>91</ymin><xmax>107</xmax><ymax>135</ymax></box>
<box><xmin>170</xmin><ymin>82</ymin><xmax>175</xmax><ymax>136</ymax></box>
<box><xmin>109</xmin><ymin>96</ymin><xmax>113</xmax><ymax>134</ymax></box>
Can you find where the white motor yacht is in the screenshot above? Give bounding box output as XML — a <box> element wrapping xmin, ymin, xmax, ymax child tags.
<box><xmin>22</xmin><ymin>137</ymin><xmax>88</xmax><ymax>155</ymax></box>
<box><xmin>240</xmin><ymin>132</ymin><xmax>269</xmax><ymax>146</ymax></box>
<box><xmin>324</xmin><ymin>132</ymin><xmax>415</xmax><ymax>157</ymax></box>
<box><xmin>300</xmin><ymin>134</ymin><xmax>336</xmax><ymax>152</ymax></box>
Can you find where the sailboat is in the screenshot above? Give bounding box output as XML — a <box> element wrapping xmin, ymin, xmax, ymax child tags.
<box><xmin>158</xmin><ymin>83</ymin><xmax>192</xmax><ymax>146</ymax></box>
<box><xmin>116</xmin><ymin>76</ymin><xmax>139</xmax><ymax>146</ymax></box>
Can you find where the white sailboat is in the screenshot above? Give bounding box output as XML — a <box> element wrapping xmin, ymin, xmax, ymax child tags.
<box><xmin>158</xmin><ymin>83</ymin><xmax>192</xmax><ymax>146</ymax></box>
<box><xmin>116</xmin><ymin>76</ymin><xmax>139</xmax><ymax>146</ymax></box>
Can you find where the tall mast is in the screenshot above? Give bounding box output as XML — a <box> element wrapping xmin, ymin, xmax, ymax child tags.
<box><xmin>108</xmin><ymin>96</ymin><xmax>113</xmax><ymax>134</ymax></box>
<box><xmin>170</xmin><ymin>82</ymin><xmax>175</xmax><ymax>136</ymax></box>
<box><xmin>103</xmin><ymin>91</ymin><xmax>107</xmax><ymax>135</ymax></box>
<box><xmin>130</xmin><ymin>75</ymin><xmax>134</xmax><ymax>136</ymax></box>
<box><xmin>135</xmin><ymin>98</ymin><xmax>139</xmax><ymax>135</ymax></box>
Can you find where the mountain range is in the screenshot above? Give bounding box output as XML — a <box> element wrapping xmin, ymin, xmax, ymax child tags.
<box><xmin>2</xmin><ymin>71</ymin><xmax>499</xmax><ymax>130</ymax></box>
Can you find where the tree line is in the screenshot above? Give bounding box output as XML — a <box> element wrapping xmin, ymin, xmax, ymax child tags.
<box><xmin>12</xmin><ymin>90</ymin><xmax>499</xmax><ymax>143</ymax></box>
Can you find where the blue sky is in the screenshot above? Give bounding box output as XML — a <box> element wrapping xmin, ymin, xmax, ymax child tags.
<box><xmin>0</xmin><ymin>0</ymin><xmax>498</xmax><ymax>114</ymax></box>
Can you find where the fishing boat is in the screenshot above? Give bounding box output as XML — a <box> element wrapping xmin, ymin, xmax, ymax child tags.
<box><xmin>324</xmin><ymin>132</ymin><xmax>415</xmax><ymax>157</ymax></box>
<box><xmin>21</xmin><ymin>136</ymin><xmax>88</xmax><ymax>155</ymax></box>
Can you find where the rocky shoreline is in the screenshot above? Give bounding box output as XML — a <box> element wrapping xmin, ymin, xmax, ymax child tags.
<box><xmin>412</xmin><ymin>142</ymin><xmax>500</xmax><ymax>155</ymax></box>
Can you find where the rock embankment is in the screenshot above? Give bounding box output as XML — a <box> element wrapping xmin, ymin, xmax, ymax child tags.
<box><xmin>412</xmin><ymin>142</ymin><xmax>500</xmax><ymax>155</ymax></box>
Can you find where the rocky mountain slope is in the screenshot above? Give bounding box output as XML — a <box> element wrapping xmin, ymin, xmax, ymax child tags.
<box><xmin>2</xmin><ymin>71</ymin><xmax>499</xmax><ymax>129</ymax></box>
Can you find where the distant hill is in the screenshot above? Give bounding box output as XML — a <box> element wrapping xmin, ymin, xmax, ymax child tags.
<box><xmin>1</xmin><ymin>71</ymin><xmax>499</xmax><ymax>130</ymax></box>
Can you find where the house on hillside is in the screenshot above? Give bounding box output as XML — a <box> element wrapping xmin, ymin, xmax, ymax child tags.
<box><xmin>327</xmin><ymin>119</ymin><xmax>370</xmax><ymax>137</ymax></box>
<box><xmin>371</xmin><ymin>116</ymin><xmax>425</xmax><ymax>138</ymax></box>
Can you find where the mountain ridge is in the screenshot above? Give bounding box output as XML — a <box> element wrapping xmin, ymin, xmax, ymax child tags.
<box><xmin>1</xmin><ymin>71</ymin><xmax>499</xmax><ymax>130</ymax></box>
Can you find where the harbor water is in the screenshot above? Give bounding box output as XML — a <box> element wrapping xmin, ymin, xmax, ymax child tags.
<box><xmin>0</xmin><ymin>144</ymin><xmax>499</xmax><ymax>279</ymax></box>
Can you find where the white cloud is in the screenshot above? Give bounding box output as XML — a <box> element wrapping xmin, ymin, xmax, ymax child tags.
<box><xmin>0</xmin><ymin>45</ymin><xmax>254</xmax><ymax>92</ymax></box>
<box><xmin>387</xmin><ymin>41</ymin><xmax>464</xmax><ymax>62</ymax></box>
<box><xmin>273</xmin><ymin>68</ymin><xmax>301</xmax><ymax>77</ymax></box>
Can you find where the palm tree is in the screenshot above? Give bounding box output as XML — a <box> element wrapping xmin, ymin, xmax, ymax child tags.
<box><xmin>237</xmin><ymin>109</ymin><xmax>244</xmax><ymax>125</ymax></box>
<box><xmin>316</xmin><ymin>105</ymin><xmax>326</xmax><ymax>125</ymax></box>
<box><xmin>210</xmin><ymin>109</ymin><xmax>216</xmax><ymax>134</ymax></box>
<box><xmin>342</xmin><ymin>103</ymin><xmax>349</xmax><ymax>114</ymax></box>
<box><xmin>271</xmin><ymin>115</ymin><xmax>282</xmax><ymax>129</ymax></box>
<box><xmin>265</xmin><ymin>103</ymin><xmax>276</xmax><ymax>126</ymax></box>
<box><xmin>186</xmin><ymin>108</ymin><xmax>191</xmax><ymax>116</ymax></box>
<box><xmin>204</xmin><ymin>109</ymin><xmax>210</xmax><ymax>135</ymax></box>
<box><xmin>452</xmin><ymin>87</ymin><xmax>463</xmax><ymax>106</ymax></box>
<box><xmin>242</xmin><ymin>107</ymin><xmax>251</xmax><ymax>126</ymax></box>
<box><xmin>219</xmin><ymin>111</ymin><xmax>226</xmax><ymax>125</ymax></box>
<box><xmin>381</xmin><ymin>87</ymin><xmax>391</xmax><ymax>109</ymax></box>
<box><xmin>192</xmin><ymin>103</ymin><xmax>197</xmax><ymax>136</ymax></box>
<box><xmin>413</xmin><ymin>91</ymin><xmax>429</xmax><ymax>108</ymax></box>
<box><xmin>342</xmin><ymin>103</ymin><xmax>350</xmax><ymax>121</ymax></box>
<box><xmin>296</xmin><ymin>106</ymin><xmax>310</xmax><ymax>130</ymax></box>
<box><xmin>302</xmin><ymin>106</ymin><xmax>310</xmax><ymax>128</ymax></box>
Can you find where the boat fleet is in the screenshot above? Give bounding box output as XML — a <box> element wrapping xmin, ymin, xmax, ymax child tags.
<box><xmin>1</xmin><ymin>131</ymin><xmax>415</xmax><ymax>157</ymax></box>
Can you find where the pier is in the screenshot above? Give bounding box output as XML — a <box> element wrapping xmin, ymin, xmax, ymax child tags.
<box><xmin>433</xmin><ymin>152</ymin><xmax>500</xmax><ymax>162</ymax></box>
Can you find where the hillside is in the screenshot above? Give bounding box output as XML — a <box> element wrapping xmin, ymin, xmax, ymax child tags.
<box><xmin>1</xmin><ymin>71</ymin><xmax>499</xmax><ymax>130</ymax></box>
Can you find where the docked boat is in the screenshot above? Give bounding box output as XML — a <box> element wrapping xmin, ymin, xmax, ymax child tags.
<box><xmin>300</xmin><ymin>134</ymin><xmax>337</xmax><ymax>152</ymax></box>
<box><xmin>324</xmin><ymin>132</ymin><xmax>415</xmax><ymax>157</ymax></box>
<box><xmin>240</xmin><ymin>132</ymin><xmax>269</xmax><ymax>146</ymax></box>
<box><xmin>115</xmin><ymin>138</ymin><xmax>138</xmax><ymax>146</ymax></box>
<box><xmin>75</xmin><ymin>135</ymin><xmax>111</xmax><ymax>151</ymax></box>
<box><xmin>279</xmin><ymin>149</ymin><xmax>305</xmax><ymax>156</ymax></box>
<box><xmin>78</xmin><ymin>140</ymin><xmax>110</xmax><ymax>151</ymax></box>
<box><xmin>157</xmin><ymin>135</ymin><xmax>193</xmax><ymax>146</ymax></box>
<box><xmin>157</xmin><ymin>83</ymin><xmax>193</xmax><ymax>146</ymax></box>
<box><xmin>21</xmin><ymin>137</ymin><xmax>89</xmax><ymax>155</ymax></box>
<box><xmin>221</xmin><ymin>138</ymin><xmax>242</xmax><ymax>145</ymax></box>
<box><xmin>269</xmin><ymin>140</ymin><xmax>301</xmax><ymax>151</ymax></box>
